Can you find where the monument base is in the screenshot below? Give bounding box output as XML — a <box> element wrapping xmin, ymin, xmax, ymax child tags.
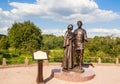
<box><xmin>51</xmin><ymin>67</ymin><xmax>95</xmax><ymax>82</ymax></box>
<box><xmin>36</xmin><ymin>82</ymin><xmax>44</xmax><ymax>84</ymax></box>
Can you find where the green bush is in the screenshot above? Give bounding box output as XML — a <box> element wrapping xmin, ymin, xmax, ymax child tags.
<box><xmin>48</xmin><ymin>49</ymin><xmax>64</xmax><ymax>62</ymax></box>
<box><xmin>0</xmin><ymin>55</ymin><xmax>3</xmax><ymax>65</ymax></box>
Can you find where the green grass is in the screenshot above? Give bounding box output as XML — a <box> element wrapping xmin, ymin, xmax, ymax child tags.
<box><xmin>0</xmin><ymin>49</ymin><xmax>37</xmax><ymax>65</ymax></box>
<box><xmin>0</xmin><ymin>48</ymin><xmax>119</xmax><ymax>65</ymax></box>
<box><xmin>0</xmin><ymin>49</ymin><xmax>64</xmax><ymax>65</ymax></box>
<box><xmin>48</xmin><ymin>49</ymin><xmax>64</xmax><ymax>62</ymax></box>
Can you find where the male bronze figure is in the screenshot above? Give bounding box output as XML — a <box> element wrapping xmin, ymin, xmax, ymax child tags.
<box><xmin>74</xmin><ymin>21</ymin><xmax>88</xmax><ymax>72</ymax></box>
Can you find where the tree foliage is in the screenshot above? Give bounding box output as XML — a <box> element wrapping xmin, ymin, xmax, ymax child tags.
<box><xmin>7</xmin><ymin>21</ymin><xmax>42</xmax><ymax>54</ymax></box>
<box><xmin>0</xmin><ymin>20</ymin><xmax>120</xmax><ymax>64</ymax></box>
<box><xmin>42</xmin><ymin>34</ymin><xmax>63</xmax><ymax>50</ymax></box>
<box><xmin>85</xmin><ymin>36</ymin><xmax>120</xmax><ymax>58</ymax></box>
<box><xmin>0</xmin><ymin>36</ymin><xmax>9</xmax><ymax>49</ymax></box>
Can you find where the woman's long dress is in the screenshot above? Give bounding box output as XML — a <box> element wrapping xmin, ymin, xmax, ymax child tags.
<box><xmin>62</xmin><ymin>31</ymin><xmax>74</xmax><ymax>69</ymax></box>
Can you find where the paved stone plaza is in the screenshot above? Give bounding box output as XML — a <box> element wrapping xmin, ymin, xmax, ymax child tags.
<box><xmin>0</xmin><ymin>64</ymin><xmax>120</xmax><ymax>84</ymax></box>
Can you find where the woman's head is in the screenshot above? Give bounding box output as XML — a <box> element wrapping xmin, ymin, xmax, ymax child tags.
<box><xmin>68</xmin><ymin>24</ymin><xmax>73</xmax><ymax>30</ymax></box>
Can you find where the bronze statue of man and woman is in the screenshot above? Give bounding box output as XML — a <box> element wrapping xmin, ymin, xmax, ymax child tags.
<box><xmin>62</xmin><ymin>21</ymin><xmax>88</xmax><ymax>73</ymax></box>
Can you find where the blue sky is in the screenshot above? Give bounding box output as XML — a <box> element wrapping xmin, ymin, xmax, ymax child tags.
<box><xmin>0</xmin><ymin>0</ymin><xmax>120</xmax><ymax>37</ymax></box>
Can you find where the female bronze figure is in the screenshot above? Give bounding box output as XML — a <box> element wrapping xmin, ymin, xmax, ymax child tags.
<box><xmin>62</xmin><ymin>24</ymin><xmax>74</xmax><ymax>71</ymax></box>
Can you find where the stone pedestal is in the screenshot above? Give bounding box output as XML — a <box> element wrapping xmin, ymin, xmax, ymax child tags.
<box><xmin>2</xmin><ymin>58</ymin><xmax>7</xmax><ymax>67</ymax></box>
<box><xmin>25</xmin><ymin>57</ymin><xmax>29</xmax><ymax>66</ymax></box>
<box><xmin>115</xmin><ymin>58</ymin><xmax>119</xmax><ymax>64</ymax></box>
<box><xmin>51</xmin><ymin>67</ymin><xmax>95</xmax><ymax>82</ymax></box>
<box><xmin>37</xmin><ymin>83</ymin><xmax>44</xmax><ymax>84</ymax></box>
<box><xmin>98</xmin><ymin>58</ymin><xmax>101</xmax><ymax>64</ymax></box>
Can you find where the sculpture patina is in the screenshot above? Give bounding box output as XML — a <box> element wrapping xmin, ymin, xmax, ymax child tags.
<box><xmin>62</xmin><ymin>24</ymin><xmax>74</xmax><ymax>71</ymax></box>
<box><xmin>62</xmin><ymin>21</ymin><xmax>88</xmax><ymax>73</ymax></box>
<box><xmin>74</xmin><ymin>21</ymin><xmax>88</xmax><ymax>72</ymax></box>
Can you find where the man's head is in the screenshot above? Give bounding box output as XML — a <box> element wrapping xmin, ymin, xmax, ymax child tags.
<box><xmin>77</xmin><ymin>21</ymin><xmax>82</xmax><ymax>28</ymax></box>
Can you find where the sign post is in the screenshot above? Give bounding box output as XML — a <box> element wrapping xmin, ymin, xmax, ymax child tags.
<box><xmin>37</xmin><ymin>60</ymin><xmax>43</xmax><ymax>83</ymax></box>
<box><xmin>33</xmin><ymin>51</ymin><xmax>48</xmax><ymax>84</ymax></box>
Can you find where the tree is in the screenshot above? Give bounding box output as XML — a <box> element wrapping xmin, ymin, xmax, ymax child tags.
<box><xmin>7</xmin><ymin>21</ymin><xmax>42</xmax><ymax>54</ymax></box>
<box><xmin>42</xmin><ymin>34</ymin><xmax>63</xmax><ymax>50</ymax></box>
<box><xmin>0</xmin><ymin>36</ymin><xmax>9</xmax><ymax>49</ymax></box>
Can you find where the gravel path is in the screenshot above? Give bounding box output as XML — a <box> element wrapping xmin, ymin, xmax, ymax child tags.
<box><xmin>0</xmin><ymin>65</ymin><xmax>120</xmax><ymax>84</ymax></box>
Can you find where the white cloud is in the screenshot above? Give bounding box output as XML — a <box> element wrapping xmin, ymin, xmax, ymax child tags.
<box><xmin>0</xmin><ymin>0</ymin><xmax>120</xmax><ymax>36</ymax></box>
<box><xmin>0</xmin><ymin>8</ymin><xmax>20</xmax><ymax>26</ymax></box>
<box><xmin>37</xmin><ymin>0</ymin><xmax>119</xmax><ymax>22</ymax></box>
<box><xmin>10</xmin><ymin>2</ymin><xmax>43</xmax><ymax>17</ymax></box>
<box><xmin>7</xmin><ymin>0</ymin><xmax>120</xmax><ymax>23</ymax></box>
<box><xmin>0</xmin><ymin>0</ymin><xmax>119</xmax><ymax>25</ymax></box>
<box><xmin>88</xmin><ymin>28</ymin><xmax>120</xmax><ymax>34</ymax></box>
<box><xmin>0</xmin><ymin>27</ymin><xmax>8</xmax><ymax>35</ymax></box>
<box><xmin>42</xmin><ymin>28</ymin><xmax>66</xmax><ymax>36</ymax></box>
<box><xmin>42</xmin><ymin>28</ymin><xmax>120</xmax><ymax>37</ymax></box>
<box><xmin>87</xmin><ymin>28</ymin><xmax>120</xmax><ymax>37</ymax></box>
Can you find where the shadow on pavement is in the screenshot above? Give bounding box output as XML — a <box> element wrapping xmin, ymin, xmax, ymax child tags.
<box><xmin>44</xmin><ymin>75</ymin><xmax>53</xmax><ymax>84</ymax></box>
